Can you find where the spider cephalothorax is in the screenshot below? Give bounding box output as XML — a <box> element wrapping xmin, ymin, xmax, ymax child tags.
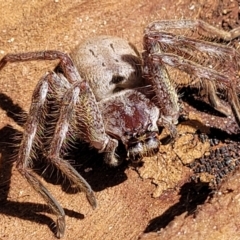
<box><xmin>99</xmin><ymin>88</ymin><xmax>160</xmax><ymax>161</ymax></box>
<box><xmin>1</xmin><ymin>20</ymin><xmax>240</xmax><ymax>238</ymax></box>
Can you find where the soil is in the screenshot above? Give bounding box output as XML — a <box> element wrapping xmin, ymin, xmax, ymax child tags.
<box><xmin>1</xmin><ymin>0</ymin><xmax>240</xmax><ymax>240</ymax></box>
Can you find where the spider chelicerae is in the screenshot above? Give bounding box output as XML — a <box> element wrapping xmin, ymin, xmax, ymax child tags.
<box><xmin>1</xmin><ymin>20</ymin><xmax>240</xmax><ymax>238</ymax></box>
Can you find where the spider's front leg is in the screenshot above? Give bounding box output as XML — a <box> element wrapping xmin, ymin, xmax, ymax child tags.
<box><xmin>48</xmin><ymin>79</ymin><xmax>120</xmax><ymax>174</ymax></box>
<box><xmin>44</xmin><ymin>79</ymin><xmax>119</xmax><ymax>236</ymax></box>
<box><xmin>143</xmin><ymin>20</ymin><xmax>240</xmax><ymax>128</ymax></box>
<box><xmin>142</xmin><ymin>42</ymin><xmax>179</xmax><ymax>139</ymax></box>
<box><xmin>71</xmin><ymin>81</ymin><xmax>119</xmax><ymax>166</ymax></box>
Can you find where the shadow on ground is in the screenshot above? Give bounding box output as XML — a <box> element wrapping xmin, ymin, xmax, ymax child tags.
<box><xmin>144</xmin><ymin>180</ymin><xmax>213</xmax><ymax>233</ymax></box>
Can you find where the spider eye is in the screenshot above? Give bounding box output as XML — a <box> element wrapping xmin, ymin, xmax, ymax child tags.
<box><xmin>111</xmin><ymin>75</ymin><xmax>125</xmax><ymax>84</ymax></box>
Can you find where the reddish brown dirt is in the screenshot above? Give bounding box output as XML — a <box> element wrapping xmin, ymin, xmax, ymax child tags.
<box><xmin>1</xmin><ymin>0</ymin><xmax>240</xmax><ymax>240</ymax></box>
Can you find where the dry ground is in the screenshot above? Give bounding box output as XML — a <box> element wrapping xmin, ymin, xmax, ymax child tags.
<box><xmin>1</xmin><ymin>0</ymin><xmax>240</xmax><ymax>240</ymax></box>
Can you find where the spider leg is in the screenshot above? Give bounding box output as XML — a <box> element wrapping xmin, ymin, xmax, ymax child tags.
<box><xmin>144</xmin><ymin>30</ymin><xmax>240</xmax><ymax>72</ymax></box>
<box><xmin>144</xmin><ymin>25</ymin><xmax>240</xmax><ymax>125</ymax></box>
<box><xmin>203</xmin><ymin>81</ymin><xmax>232</xmax><ymax>116</ymax></box>
<box><xmin>48</xmin><ymin>80</ymin><xmax>119</xmax><ymax>166</ymax></box>
<box><xmin>144</xmin><ymin>20</ymin><xmax>240</xmax><ymax>116</ymax></box>
<box><xmin>145</xmin><ymin>19</ymin><xmax>240</xmax><ymax>41</ymax></box>
<box><xmin>150</xmin><ymin>52</ymin><xmax>240</xmax><ymax>126</ymax></box>
<box><xmin>46</xmin><ymin>80</ymin><xmax>97</xmax><ymax>206</ymax></box>
<box><xmin>0</xmin><ymin>51</ymin><xmax>81</xmax><ymax>84</ymax></box>
<box><xmin>16</xmin><ymin>74</ymin><xmax>67</xmax><ymax>238</ymax></box>
<box><xmin>46</xmin><ymin>80</ymin><xmax>119</xmax><ymax>206</ymax></box>
<box><xmin>143</xmin><ymin>51</ymin><xmax>179</xmax><ymax>139</ymax></box>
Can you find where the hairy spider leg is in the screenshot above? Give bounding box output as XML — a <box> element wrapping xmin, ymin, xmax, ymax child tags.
<box><xmin>145</xmin><ymin>19</ymin><xmax>240</xmax><ymax>41</ymax></box>
<box><xmin>0</xmin><ymin>50</ymin><xmax>80</xmax><ymax>84</ymax></box>
<box><xmin>144</xmin><ymin>24</ymin><xmax>240</xmax><ymax>127</ymax></box>
<box><xmin>143</xmin><ymin>50</ymin><xmax>179</xmax><ymax>139</ymax></box>
<box><xmin>15</xmin><ymin>75</ymin><xmax>68</xmax><ymax>238</ymax></box>
<box><xmin>69</xmin><ymin>81</ymin><xmax>119</xmax><ymax>166</ymax></box>
<box><xmin>151</xmin><ymin>51</ymin><xmax>240</xmax><ymax>126</ymax></box>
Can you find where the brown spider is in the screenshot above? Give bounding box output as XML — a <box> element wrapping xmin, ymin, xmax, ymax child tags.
<box><xmin>1</xmin><ymin>20</ymin><xmax>240</xmax><ymax>238</ymax></box>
